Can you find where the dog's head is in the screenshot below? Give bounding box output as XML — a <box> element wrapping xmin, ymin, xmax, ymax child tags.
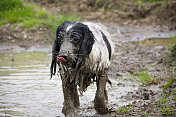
<box><xmin>55</xmin><ymin>21</ymin><xmax>94</xmax><ymax>69</ymax></box>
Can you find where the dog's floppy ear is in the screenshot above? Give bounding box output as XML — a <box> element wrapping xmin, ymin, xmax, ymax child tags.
<box><xmin>74</xmin><ymin>25</ymin><xmax>94</xmax><ymax>70</ymax></box>
<box><xmin>50</xmin><ymin>26</ymin><xmax>61</xmax><ymax>79</ymax></box>
<box><xmin>80</xmin><ymin>25</ymin><xmax>94</xmax><ymax>55</ymax></box>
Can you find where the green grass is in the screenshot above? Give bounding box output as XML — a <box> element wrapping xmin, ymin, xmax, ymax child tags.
<box><xmin>163</xmin><ymin>79</ymin><xmax>176</xmax><ymax>90</ymax></box>
<box><xmin>46</xmin><ymin>14</ymin><xmax>80</xmax><ymax>33</ymax></box>
<box><xmin>169</xmin><ymin>35</ymin><xmax>176</xmax><ymax>57</ymax></box>
<box><xmin>159</xmin><ymin>91</ymin><xmax>171</xmax><ymax>104</ymax></box>
<box><xmin>0</xmin><ymin>0</ymin><xmax>47</xmax><ymax>26</ymax></box>
<box><xmin>160</xmin><ymin>106</ymin><xmax>175</xmax><ymax>115</ymax></box>
<box><xmin>136</xmin><ymin>0</ymin><xmax>168</xmax><ymax>3</ymax></box>
<box><xmin>160</xmin><ymin>35</ymin><xmax>176</xmax><ymax>115</ymax></box>
<box><xmin>170</xmin><ymin>35</ymin><xmax>176</xmax><ymax>44</ymax></box>
<box><xmin>115</xmin><ymin>105</ymin><xmax>133</xmax><ymax>114</ymax></box>
<box><xmin>162</xmin><ymin>35</ymin><xmax>176</xmax><ymax>90</ymax></box>
<box><xmin>173</xmin><ymin>90</ymin><xmax>176</xmax><ymax>100</ymax></box>
<box><xmin>159</xmin><ymin>91</ymin><xmax>176</xmax><ymax>115</ymax></box>
<box><xmin>132</xmin><ymin>69</ymin><xmax>158</xmax><ymax>85</ymax></box>
<box><xmin>135</xmin><ymin>0</ymin><xmax>168</xmax><ymax>4</ymax></box>
<box><xmin>0</xmin><ymin>0</ymin><xmax>80</xmax><ymax>32</ymax></box>
<box><xmin>142</xmin><ymin>111</ymin><xmax>150</xmax><ymax>116</ymax></box>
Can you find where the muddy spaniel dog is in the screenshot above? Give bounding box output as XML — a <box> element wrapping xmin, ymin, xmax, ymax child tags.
<box><xmin>50</xmin><ymin>21</ymin><xmax>114</xmax><ymax>116</ymax></box>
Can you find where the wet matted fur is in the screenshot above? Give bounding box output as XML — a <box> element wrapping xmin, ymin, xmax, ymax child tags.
<box><xmin>50</xmin><ymin>21</ymin><xmax>114</xmax><ymax>116</ymax></box>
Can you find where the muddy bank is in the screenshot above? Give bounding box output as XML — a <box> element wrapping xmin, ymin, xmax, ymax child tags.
<box><xmin>33</xmin><ymin>0</ymin><xmax>176</xmax><ymax>30</ymax></box>
<box><xmin>106</xmin><ymin>25</ymin><xmax>175</xmax><ymax>116</ymax></box>
<box><xmin>1</xmin><ymin>22</ymin><xmax>175</xmax><ymax>50</ymax></box>
<box><xmin>107</xmin><ymin>42</ymin><xmax>175</xmax><ymax>116</ymax></box>
<box><xmin>0</xmin><ymin>24</ymin><xmax>53</xmax><ymax>49</ymax></box>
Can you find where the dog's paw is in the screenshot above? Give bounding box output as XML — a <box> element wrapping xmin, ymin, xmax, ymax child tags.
<box><xmin>94</xmin><ymin>96</ymin><xmax>108</xmax><ymax>114</ymax></box>
<box><xmin>62</xmin><ymin>105</ymin><xmax>78</xmax><ymax>117</ymax></box>
<box><xmin>63</xmin><ymin>109</ymin><xmax>76</xmax><ymax>117</ymax></box>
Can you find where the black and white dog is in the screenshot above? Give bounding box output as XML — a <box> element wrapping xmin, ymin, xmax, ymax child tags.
<box><xmin>50</xmin><ymin>21</ymin><xmax>114</xmax><ymax>116</ymax></box>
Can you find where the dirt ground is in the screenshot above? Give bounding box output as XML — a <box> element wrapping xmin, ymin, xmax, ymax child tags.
<box><xmin>0</xmin><ymin>0</ymin><xmax>176</xmax><ymax>116</ymax></box>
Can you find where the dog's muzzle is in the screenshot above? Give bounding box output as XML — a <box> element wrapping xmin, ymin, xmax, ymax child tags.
<box><xmin>57</xmin><ymin>52</ymin><xmax>68</xmax><ymax>63</ymax></box>
<box><xmin>57</xmin><ymin>51</ymin><xmax>77</xmax><ymax>68</ymax></box>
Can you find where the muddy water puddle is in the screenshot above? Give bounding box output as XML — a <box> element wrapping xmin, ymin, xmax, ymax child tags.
<box><xmin>133</xmin><ymin>38</ymin><xmax>173</xmax><ymax>48</ymax></box>
<box><xmin>0</xmin><ymin>49</ymin><xmax>139</xmax><ymax>117</ymax></box>
<box><xmin>0</xmin><ymin>50</ymin><xmax>63</xmax><ymax>116</ymax></box>
<box><xmin>111</xmin><ymin>25</ymin><xmax>176</xmax><ymax>43</ymax></box>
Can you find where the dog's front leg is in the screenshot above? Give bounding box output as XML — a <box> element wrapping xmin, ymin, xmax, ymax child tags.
<box><xmin>62</xmin><ymin>80</ymin><xmax>80</xmax><ymax>117</ymax></box>
<box><xmin>94</xmin><ymin>73</ymin><xmax>108</xmax><ymax>114</ymax></box>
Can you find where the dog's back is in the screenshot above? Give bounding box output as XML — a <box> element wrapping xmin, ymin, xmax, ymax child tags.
<box><xmin>83</xmin><ymin>22</ymin><xmax>114</xmax><ymax>72</ymax></box>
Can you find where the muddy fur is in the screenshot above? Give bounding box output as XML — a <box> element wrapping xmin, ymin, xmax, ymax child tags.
<box><xmin>50</xmin><ymin>21</ymin><xmax>113</xmax><ymax>116</ymax></box>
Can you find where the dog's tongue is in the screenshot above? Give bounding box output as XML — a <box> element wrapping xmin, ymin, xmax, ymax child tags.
<box><xmin>57</xmin><ymin>57</ymin><xmax>67</xmax><ymax>63</ymax></box>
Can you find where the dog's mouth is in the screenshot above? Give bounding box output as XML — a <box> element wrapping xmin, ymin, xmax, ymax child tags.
<box><xmin>57</xmin><ymin>56</ymin><xmax>78</xmax><ymax>70</ymax></box>
<box><xmin>57</xmin><ymin>57</ymin><xmax>67</xmax><ymax>63</ymax></box>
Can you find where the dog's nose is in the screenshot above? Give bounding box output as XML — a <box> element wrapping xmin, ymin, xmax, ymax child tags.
<box><xmin>58</xmin><ymin>53</ymin><xmax>67</xmax><ymax>60</ymax></box>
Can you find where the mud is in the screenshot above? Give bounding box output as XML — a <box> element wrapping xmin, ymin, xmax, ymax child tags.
<box><xmin>0</xmin><ymin>24</ymin><xmax>53</xmax><ymax>49</ymax></box>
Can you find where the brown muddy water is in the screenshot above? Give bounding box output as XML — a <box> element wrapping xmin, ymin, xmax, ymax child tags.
<box><xmin>0</xmin><ymin>47</ymin><xmax>139</xmax><ymax>117</ymax></box>
<box><xmin>134</xmin><ymin>38</ymin><xmax>173</xmax><ymax>48</ymax></box>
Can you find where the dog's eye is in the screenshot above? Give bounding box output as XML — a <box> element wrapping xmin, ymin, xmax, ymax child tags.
<box><xmin>58</xmin><ymin>34</ymin><xmax>63</xmax><ymax>38</ymax></box>
<box><xmin>72</xmin><ymin>37</ymin><xmax>80</xmax><ymax>44</ymax></box>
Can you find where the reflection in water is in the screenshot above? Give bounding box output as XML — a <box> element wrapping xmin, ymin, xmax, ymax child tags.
<box><xmin>0</xmin><ymin>50</ymin><xmax>138</xmax><ymax>116</ymax></box>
